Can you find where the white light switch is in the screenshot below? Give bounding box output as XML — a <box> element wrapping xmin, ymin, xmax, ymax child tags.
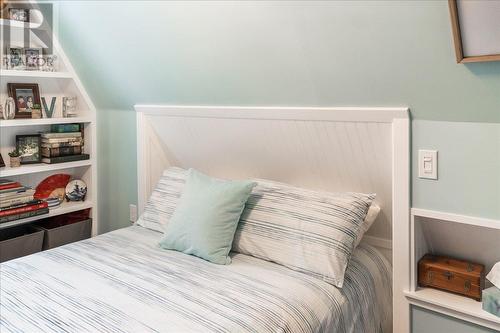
<box><xmin>419</xmin><ymin>150</ymin><xmax>438</xmax><ymax>180</ymax></box>
<box><xmin>129</xmin><ymin>204</ymin><xmax>137</xmax><ymax>223</ymax></box>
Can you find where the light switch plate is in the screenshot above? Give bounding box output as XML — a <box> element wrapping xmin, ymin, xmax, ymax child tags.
<box><xmin>418</xmin><ymin>150</ymin><xmax>438</xmax><ymax>180</ymax></box>
<box><xmin>129</xmin><ymin>204</ymin><xmax>137</xmax><ymax>223</ymax></box>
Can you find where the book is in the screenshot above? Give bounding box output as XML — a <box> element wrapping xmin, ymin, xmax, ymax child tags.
<box><xmin>42</xmin><ymin>154</ymin><xmax>90</xmax><ymax>164</ymax></box>
<box><xmin>0</xmin><ymin>201</ymin><xmax>48</xmax><ymax>217</ymax></box>
<box><xmin>0</xmin><ymin>199</ymin><xmax>39</xmax><ymax>211</ymax></box>
<box><xmin>41</xmin><ymin>132</ymin><xmax>82</xmax><ymax>139</ymax></box>
<box><xmin>0</xmin><ymin>208</ymin><xmax>49</xmax><ymax>224</ymax></box>
<box><xmin>50</xmin><ymin>123</ymin><xmax>82</xmax><ymax>133</ymax></box>
<box><xmin>41</xmin><ymin>141</ymin><xmax>83</xmax><ymax>149</ymax></box>
<box><xmin>0</xmin><ymin>179</ymin><xmax>17</xmax><ymax>186</ymax></box>
<box><xmin>0</xmin><ymin>182</ymin><xmax>22</xmax><ymax>191</ymax></box>
<box><xmin>42</xmin><ymin>146</ymin><xmax>82</xmax><ymax>158</ymax></box>
<box><xmin>0</xmin><ymin>186</ymin><xmax>30</xmax><ymax>195</ymax></box>
<box><xmin>0</xmin><ymin>189</ymin><xmax>35</xmax><ymax>200</ymax></box>
<box><xmin>42</xmin><ymin>138</ymin><xmax>83</xmax><ymax>144</ymax></box>
<box><xmin>0</xmin><ymin>195</ymin><xmax>35</xmax><ymax>209</ymax></box>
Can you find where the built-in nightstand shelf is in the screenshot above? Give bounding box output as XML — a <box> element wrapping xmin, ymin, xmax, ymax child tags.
<box><xmin>0</xmin><ymin>117</ymin><xmax>93</xmax><ymax>127</ymax></box>
<box><xmin>409</xmin><ymin>209</ymin><xmax>500</xmax><ymax>331</ymax></box>
<box><xmin>0</xmin><ymin>201</ymin><xmax>94</xmax><ymax>231</ymax></box>
<box><xmin>412</xmin><ymin>208</ymin><xmax>500</xmax><ymax>230</ymax></box>
<box><xmin>405</xmin><ymin>288</ymin><xmax>500</xmax><ymax>331</ymax></box>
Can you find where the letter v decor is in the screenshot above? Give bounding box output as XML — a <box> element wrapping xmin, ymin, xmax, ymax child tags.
<box><xmin>41</xmin><ymin>97</ymin><xmax>57</xmax><ymax>118</ymax></box>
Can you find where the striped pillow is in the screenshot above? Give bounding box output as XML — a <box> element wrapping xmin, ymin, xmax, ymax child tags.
<box><xmin>137</xmin><ymin>167</ymin><xmax>374</xmax><ymax>287</ymax></box>
<box><xmin>135</xmin><ymin>167</ymin><xmax>186</xmax><ymax>232</ymax></box>
<box><xmin>232</xmin><ymin>179</ymin><xmax>375</xmax><ymax>288</ymax></box>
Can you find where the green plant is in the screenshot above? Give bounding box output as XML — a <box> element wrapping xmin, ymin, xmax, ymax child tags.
<box><xmin>8</xmin><ymin>149</ymin><xmax>20</xmax><ymax>158</ymax></box>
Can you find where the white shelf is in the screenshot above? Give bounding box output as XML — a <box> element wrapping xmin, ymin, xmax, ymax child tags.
<box><xmin>405</xmin><ymin>288</ymin><xmax>500</xmax><ymax>331</ymax></box>
<box><xmin>412</xmin><ymin>208</ymin><xmax>500</xmax><ymax>230</ymax></box>
<box><xmin>0</xmin><ymin>117</ymin><xmax>93</xmax><ymax>127</ymax></box>
<box><xmin>0</xmin><ymin>200</ymin><xmax>94</xmax><ymax>230</ymax></box>
<box><xmin>0</xmin><ymin>18</ymin><xmax>44</xmax><ymax>30</ymax></box>
<box><xmin>0</xmin><ymin>160</ymin><xmax>92</xmax><ymax>177</ymax></box>
<box><xmin>0</xmin><ymin>69</ymin><xmax>72</xmax><ymax>78</ymax></box>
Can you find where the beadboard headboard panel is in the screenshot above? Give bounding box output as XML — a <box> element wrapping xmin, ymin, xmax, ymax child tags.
<box><xmin>135</xmin><ymin>104</ymin><xmax>407</xmax><ymax>251</ymax></box>
<box><xmin>134</xmin><ymin>105</ymin><xmax>409</xmax><ymax>247</ymax></box>
<box><xmin>135</xmin><ymin>105</ymin><xmax>410</xmax><ymax>332</ymax></box>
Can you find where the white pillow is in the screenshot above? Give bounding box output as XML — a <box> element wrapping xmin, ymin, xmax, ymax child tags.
<box><xmin>232</xmin><ymin>178</ymin><xmax>374</xmax><ymax>288</ymax></box>
<box><xmin>355</xmin><ymin>204</ymin><xmax>381</xmax><ymax>247</ymax></box>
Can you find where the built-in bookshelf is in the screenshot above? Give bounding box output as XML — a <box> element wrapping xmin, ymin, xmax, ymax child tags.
<box><xmin>0</xmin><ymin>2</ymin><xmax>98</xmax><ymax>235</ymax></box>
<box><xmin>408</xmin><ymin>208</ymin><xmax>500</xmax><ymax>331</ymax></box>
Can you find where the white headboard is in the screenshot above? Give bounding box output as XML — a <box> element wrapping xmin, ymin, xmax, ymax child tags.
<box><xmin>135</xmin><ymin>105</ymin><xmax>410</xmax><ymax>331</ymax></box>
<box><xmin>135</xmin><ymin>104</ymin><xmax>408</xmax><ymax>249</ymax></box>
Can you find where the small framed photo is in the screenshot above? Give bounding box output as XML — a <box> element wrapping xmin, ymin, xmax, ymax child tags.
<box><xmin>8</xmin><ymin>47</ymin><xmax>24</xmax><ymax>70</ymax></box>
<box><xmin>16</xmin><ymin>134</ymin><xmax>41</xmax><ymax>164</ymax></box>
<box><xmin>0</xmin><ymin>153</ymin><xmax>5</xmax><ymax>168</ymax></box>
<box><xmin>8</xmin><ymin>8</ymin><xmax>29</xmax><ymax>22</ymax></box>
<box><xmin>7</xmin><ymin>83</ymin><xmax>41</xmax><ymax>119</ymax></box>
<box><xmin>24</xmin><ymin>48</ymin><xmax>41</xmax><ymax>70</ymax></box>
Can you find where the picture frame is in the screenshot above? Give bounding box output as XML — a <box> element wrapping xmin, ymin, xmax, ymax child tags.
<box><xmin>0</xmin><ymin>2</ymin><xmax>7</xmax><ymax>20</ymax></box>
<box><xmin>16</xmin><ymin>134</ymin><xmax>41</xmax><ymax>164</ymax></box>
<box><xmin>8</xmin><ymin>47</ymin><xmax>24</xmax><ymax>70</ymax></box>
<box><xmin>24</xmin><ymin>48</ymin><xmax>42</xmax><ymax>71</ymax></box>
<box><xmin>8</xmin><ymin>8</ymin><xmax>29</xmax><ymax>22</ymax></box>
<box><xmin>0</xmin><ymin>153</ymin><xmax>5</xmax><ymax>168</ymax></box>
<box><xmin>448</xmin><ymin>0</ymin><xmax>500</xmax><ymax>63</ymax></box>
<box><xmin>7</xmin><ymin>83</ymin><xmax>41</xmax><ymax>119</ymax></box>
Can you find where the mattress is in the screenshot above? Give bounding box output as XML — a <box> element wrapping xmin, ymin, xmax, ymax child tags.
<box><xmin>0</xmin><ymin>225</ymin><xmax>392</xmax><ymax>333</ymax></box>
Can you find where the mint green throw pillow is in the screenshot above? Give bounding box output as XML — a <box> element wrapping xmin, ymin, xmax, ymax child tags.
<box><xmin>159</xmin><ymin>169</ymin><xmax>256</xmax><ymax>264</ymax></box>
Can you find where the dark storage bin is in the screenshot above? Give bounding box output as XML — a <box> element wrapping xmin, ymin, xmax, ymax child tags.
<box><xmin>36</xmin><ymin>218</ymin><xmax>92</xmax><ymax>250</ymax></box>
<box><xmin>0</xmin><ymin>225</ymin><xmax>44</xmax><ymax>262</ymax></box>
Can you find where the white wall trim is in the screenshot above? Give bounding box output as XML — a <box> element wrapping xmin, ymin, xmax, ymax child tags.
<box><xmin>134</xmin><ymin>105</ymin><xmax>408</xmax><ymax>122</ymax></box>
<box><xmin>392</xmin><ymin>117</ymin><xmax>411</xmax><ymax>333</ymax></box>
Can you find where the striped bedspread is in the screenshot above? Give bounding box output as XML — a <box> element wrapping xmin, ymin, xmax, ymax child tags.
<box><xmin>0</xmin><ymin>226</ymin><xmax>392</xmax><ymax>333</ymax></box>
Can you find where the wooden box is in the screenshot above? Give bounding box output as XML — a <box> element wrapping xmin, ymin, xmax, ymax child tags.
<box><xmin>418</xmin><ymin>254</ymin><xmax>485</xmax><ymax>301</ymax></box>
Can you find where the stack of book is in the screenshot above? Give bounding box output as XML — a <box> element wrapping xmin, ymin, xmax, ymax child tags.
<box><xmin>0</xmin><ymin>179</ymin><xmax>49</xmax><ymax>224</ymax></box>
<box><xmin>41</xmin><ymin>124</ymin><xmax>90</xmax><ymax>164</ymax></box>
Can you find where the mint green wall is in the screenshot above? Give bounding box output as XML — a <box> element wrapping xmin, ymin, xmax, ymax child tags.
<box><xmin>413</xmin><ymin>121</ymin><xmax>499</xmax><ymax>219</ymax></box>
<box><xmin>412</xmin><ymin>306</ymin><xmax>497</xmax><ymax>333</ymax></box>
<box><xmin>55</xmin><ymin>1</ymin><xmax>500</xmax><ymax>233</ymax></box>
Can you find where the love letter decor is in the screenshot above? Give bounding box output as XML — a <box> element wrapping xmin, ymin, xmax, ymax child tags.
<box><xmin>41</xmin><ymin>97</ymin><xmax>56</xmax><ymax>118</ymax></box>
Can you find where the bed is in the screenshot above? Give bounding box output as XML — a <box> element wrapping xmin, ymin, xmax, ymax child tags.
<box><xmin>0</xmin><ymin>105</ymin><xmax>410</xmax><ymax>332</ymax></box>
<box><xmin>0</xmin><ymin>225</ymin><xmax>391</xmax><ymax>333</ymax></box>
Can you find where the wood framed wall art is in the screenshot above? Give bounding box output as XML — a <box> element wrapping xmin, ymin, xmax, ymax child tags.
<box><xmin>448</xmin><ymin>0</ymin><xmax>500</xmax><ymax>63</ymax></box>
<box><xmin>16</xmin><ymin>134</ymin><xmax>41</xmax><ymax>164</ymax></box>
